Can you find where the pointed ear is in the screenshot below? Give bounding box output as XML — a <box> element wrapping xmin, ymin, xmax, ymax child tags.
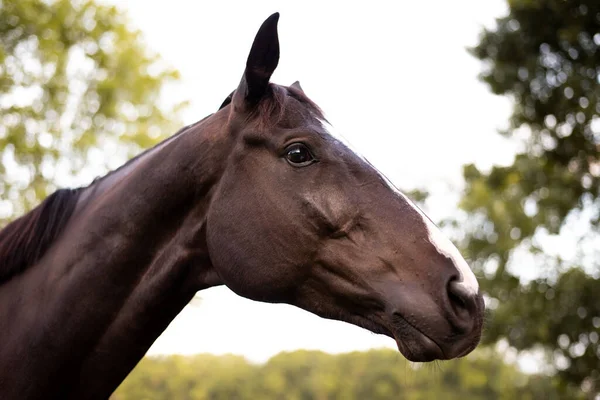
<box><xmin>290</xmin><ymin>81</ymin><xmax>304</xmax><ymax>92</ymax></box>
<box><xmin>232</xmin><ymin>13</ymin><xmax>280</xmax><ymax>112</ymax></box>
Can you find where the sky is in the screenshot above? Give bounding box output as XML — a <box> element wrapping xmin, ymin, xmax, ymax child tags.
<box><xmin>107</xmin><ymin>0</ymin><xmax>516</xmax><ymax>363</ymax></box>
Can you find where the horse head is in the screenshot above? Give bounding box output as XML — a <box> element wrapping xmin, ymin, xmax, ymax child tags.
<box><xmin>205</xmin><ymin>13</ymin><xmax>484</xmax><ymax>362</ymax></box>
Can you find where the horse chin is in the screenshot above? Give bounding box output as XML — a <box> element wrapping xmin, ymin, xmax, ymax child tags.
<box><xmin>392</xmin><ymin>326</ymin><xmax>446</xmax><ymax>363</ymax></box>
<box><xmin>381</xmin><ymin>312</ymin><xmax>445</xmax><ymax>362</ymax></box>
<box><xmin>344</xmin><ymin>311</ymin><xmax>446</xmax><ymax>362</ymax></box>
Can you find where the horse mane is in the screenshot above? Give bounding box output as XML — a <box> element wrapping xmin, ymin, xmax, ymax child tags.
<box><xmin>0</xmin><ymin>188</ymin><xmax>82</xmax><ymax>284</ymax></box>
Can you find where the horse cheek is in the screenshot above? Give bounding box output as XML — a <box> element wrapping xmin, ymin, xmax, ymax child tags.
<box><xmin>205</xmin><ymin>190</ymin><xmax>294</xmax><ymax>301</ymax></box>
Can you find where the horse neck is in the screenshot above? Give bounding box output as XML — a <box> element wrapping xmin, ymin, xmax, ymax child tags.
<box><xmin>1</xmin><ymin>114</ymin><xmax>228</xmax><ymax>399</ymax></box>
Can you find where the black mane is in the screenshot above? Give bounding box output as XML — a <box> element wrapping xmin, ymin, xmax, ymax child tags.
<box><xmin>0</xmin><ymin>188</ymin><xmax>81</xmax><ymax>284</ymax></box>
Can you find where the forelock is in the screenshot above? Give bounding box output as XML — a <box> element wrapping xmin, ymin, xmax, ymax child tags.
<box><xmin>253</xmin><ymin>84</ymin><xmax>324</xmax><ymax>129</ymax></box>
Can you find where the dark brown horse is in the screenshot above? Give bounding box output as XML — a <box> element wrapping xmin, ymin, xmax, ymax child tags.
<box><xmin>0</xmin><ymin>13</ymin><xmax>484</xmax><ymax>399</ymax></box>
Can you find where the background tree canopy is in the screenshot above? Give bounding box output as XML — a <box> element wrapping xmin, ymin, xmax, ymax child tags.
<box><xmin>0</xmin><ymin>0</ymin><xmax>183</xmax><ymax>222</ymax></box>
<box><xmin>455</xmin><ymin>0</ymin><xmax>600</xmax><ymax>397</ymax></box>
<box><xmin>111</xmin><ymin>349</ymin><xmax>574</xmax><ymax>400</ymax></box>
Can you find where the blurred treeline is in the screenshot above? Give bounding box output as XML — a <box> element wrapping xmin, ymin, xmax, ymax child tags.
<box><xmin>451</xmin><ymin>0</ymin><xmax>600</xmax><ymax>398</ymax></box>
<box><xmin>0</xmin><ymin>0</ymin><xmax>183</xmax><ymax>221</ymax></box>
<box><xmin>111</xmin><ymin>349</ymin><xmax>577</xmax><ymax>400</ymax></box>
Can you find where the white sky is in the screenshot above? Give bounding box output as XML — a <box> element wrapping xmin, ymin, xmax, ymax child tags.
<box><xmin>107</xmin><ymin>0</ymin><xmax>516</xmax><ymax>362</ymax></box>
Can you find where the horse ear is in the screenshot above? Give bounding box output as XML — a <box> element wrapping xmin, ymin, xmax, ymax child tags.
<box><xmin>290</xmin><ymin>81</ymin><xmax>304</xmax><ymax>92</ymax></box>
<box><xmin>232</xmin><ymin>13</ymin><xmax>280</xmax><ymax>112</ymax></box>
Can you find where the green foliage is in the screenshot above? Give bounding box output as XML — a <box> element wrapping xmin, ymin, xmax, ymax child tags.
<box><xmin>0</xmin><ymin>0</ymin><xmax>183</xmax><ymax>220</ymax></box>
<box><xmin>112</xmin><ymin>349</ymin><xmax>571</xmax><ymax>400</ymax></box>
<box><xmin>459</xmin><ymin>0</ymin><xmax>600</xmax><ymax>396</ymax></box>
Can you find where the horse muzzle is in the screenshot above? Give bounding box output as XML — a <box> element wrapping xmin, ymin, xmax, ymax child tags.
<box><xmin>389</xmin><ymin>288</ymin><xmax>485</xmax><ymax>362</ymax></box>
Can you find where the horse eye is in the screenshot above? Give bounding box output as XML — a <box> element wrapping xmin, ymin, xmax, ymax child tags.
<box><xmin>285</xmin><ymin>143</ymin><xmax>315</xmax><ymax>167</ymax></box>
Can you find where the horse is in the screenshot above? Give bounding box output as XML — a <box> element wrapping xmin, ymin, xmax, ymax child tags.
<box><xmin>0</xmin><ymin>13</ymin><xmax>484</xmax><ymax>399</ymax></box>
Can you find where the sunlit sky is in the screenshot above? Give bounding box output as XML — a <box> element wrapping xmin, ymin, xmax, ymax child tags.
<box><xmin>106</xmin><ymin>1</ymin><xmax>515</xmax><ymax>362</ymax></box>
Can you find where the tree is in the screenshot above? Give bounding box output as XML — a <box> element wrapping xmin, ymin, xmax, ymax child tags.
<box><xmin>457</xmin><ymin>0</ymin><xmax>600</xmax><ymax>397</ymax></box>
<box><xmin>0</xmin><ymin>0</ymin><xmax>183</xmax><ymax>222</ymax></box>
<box><xmin>112</xmin><ymin>349</ymin><xmax>570</xmax><ymax>399</ymax></box>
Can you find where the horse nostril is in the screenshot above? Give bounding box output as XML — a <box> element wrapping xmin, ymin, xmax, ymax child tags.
<box><xmin>447</xmin><ymin>279</ymin><xmax>476</xmax><ymax>326</ymax></box>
